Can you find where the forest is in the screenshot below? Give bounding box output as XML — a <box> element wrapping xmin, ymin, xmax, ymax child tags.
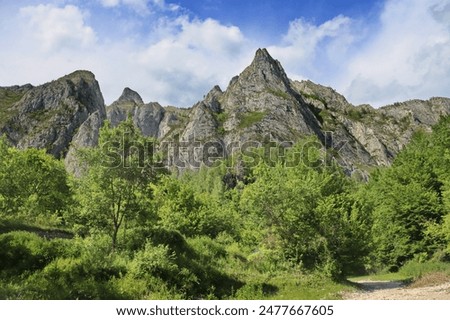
<box><xmin>1</xmin><ymin>117</ymin><xmax>450</xmax><ymax>299</ymax></box>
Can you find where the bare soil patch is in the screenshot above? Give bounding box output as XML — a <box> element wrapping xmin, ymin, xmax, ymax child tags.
<box><xmin>344</xmin><ymin>277</ymin><xmax>450</xmax><ymax>300</ymax></box>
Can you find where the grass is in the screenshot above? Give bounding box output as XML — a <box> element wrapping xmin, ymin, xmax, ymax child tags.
<box><xmin>238</xmin><ymin>111</ymin><xmax>267</xmax><ymax>129</ymax></box>
<box><xmin>267</xmin><ymin>89</ymin><xmax>291</xmax><ymax>100</ymax></box>
<box><xmin>0</xmin><ymin>213</ymin><xmax>359</xmax><ymax>300</ymax></box>
<box><xmin>230</xmin><ymin>271</ymin><xmax>355</xmax><ymax>300</ymax></box>
<box><xmin>400</xmin><ymin>260</ymin><xmax>450</xmax><ymax>280</ymax></box>
<box><xmin>213</xmin><ymin>111</ymin><xmax>229</xmax><ymax>135</ymax></box>
<box><xmin>349</xmin><ymin>272</ymin><xmax>411</xmax><ymax>283</ymax></box>
<box><xmin>216</xmin><ymin>112</ymin><xmax>229</xmax><ymax>124</ymax></box>
<box><xmin>0</xmin><ymin>88</ymin><xmax>24</xmax><ymax>127</ymax></box>
<box><xmin>300</xmin><ymin>92</ymin><xmax>328</xmax><ymax>107</ymax></box>
<box><xmin>265</xmin><ymin>274</ymin><xmax>353</xmax><ymax>300</ymax></box>
<box><xmin>346</xmin><ymin>109</ymin><xmax>365</xmax><ymax>121</ymax></box>
<box><xmin>349</xmin><ymin>260</ymin><xmax>450</xmax><ymax>288</ymax></box>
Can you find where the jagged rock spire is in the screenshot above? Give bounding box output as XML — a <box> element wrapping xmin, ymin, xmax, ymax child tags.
<box><xmin>117</xmin><ymin>87</ymin><xmax>143</xmax><ymax>104</ymax></box>
<box><xmin>229</xmin><ymin>48</ymin><xmax>291</xmax><ymax>92</ymax></box>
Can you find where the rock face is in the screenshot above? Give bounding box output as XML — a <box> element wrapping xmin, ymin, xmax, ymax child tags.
<box><xmin>291</xmin><ymin>80</ymin><xmax>450</xmax><ymax>170</ymax></box>
<box><xmin>1</xmin><ymin>49</ymin><xmax>450</xmax><ymax>175</ymax></box>
<box><xmin>219</xmin><ymin>49</ymin><xmax>323</xmax><ymax>144</ymax></box>
<box><xmin>108</xmin><ymin>88</ymin><xmax>163</xmax><ymax>138</ymax></box>
<box><xmin>0</xmin><ymin>70</ymin><xmax>105</xmax><ymax>158</ymax></box>
<box><xmin>106</xmin><ymin>87</ymin><xmax>189</xmax><ymax>139</ymax></box>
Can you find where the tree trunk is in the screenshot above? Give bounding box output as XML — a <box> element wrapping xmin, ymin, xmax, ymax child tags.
<box><xmin>112</xmin><ymin>225</ymin><xmax>119</xmax><ymax>251</ymax></box>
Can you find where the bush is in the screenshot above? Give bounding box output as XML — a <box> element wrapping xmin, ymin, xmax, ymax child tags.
<box><xmin>129</xmin><ymin>242</ymin><xmax>178</xmax><ymax>280</ymax></box>
<box><xmin>18</xmin><ymin>235</ymin><xmax>127</xmax><ymax>299</ymax></box>
<box><xmin>153</xmin><ymin>177</ymin><xmax>237</xmax><ymax>238</ymax></box>
<box><xmin>0</xmin><ymin>231</ymin><xmax>68</xmax><ymax>275</ymax></box>
<box><xmin>238</xmin><ymin>111</ymin><xmax>267</xmax><ymax>129</ymax></box>
<box><xmin>0</xmin><ymin>142</ymin><xmax>71</xmax><ymax>222</ymax></box>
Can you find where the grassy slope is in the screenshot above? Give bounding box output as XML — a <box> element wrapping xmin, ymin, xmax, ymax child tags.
<box><xmin>0</xmin><ymin>88</ymin><xmax>25</xmax><ymax>127</ymax></box>
<box><xmin>349</xmin><ymin>261</ymin><xmax>450</xmax><ymax>287</ymax></box>
<box><xmin>0</xmin><ymin>219</ymin><xmax>355</xmax><ymax>300</ymax></box>
<box><xmin>265</xmin><ymin>275</ymin><xmax>353</xmax><ymax>300</ymax></box>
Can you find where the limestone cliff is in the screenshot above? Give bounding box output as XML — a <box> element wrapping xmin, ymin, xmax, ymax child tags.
<box><xmin>0</xmin><ymin>70</ymin><xmax>105</xmax><ymax>158</ymax></box>
<box><xmin>1</xmin><ymin>49</ymin><xmax>450</xmax><ymax>176</ymax></box>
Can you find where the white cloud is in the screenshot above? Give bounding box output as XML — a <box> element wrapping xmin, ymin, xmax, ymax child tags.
<box><xmin>2</xmin><ymin>0</ymin><xmax>450</xmax><ymax>109</ymax></box>
<box><xmin>264</xmin><ymin>0</ymin><xmax>450</xmax><ymax>107</ymax></box>
<box><xmin>99</xmin><ymin>0</ymin><xmax>120</xmax><ymax>7</ymax></box>
<box><xmin>341</xmin><ymin>0</ymin><xmax>450</xmax><ymax>106</ymax></box>
<box><xmin>268</xmin><ymin>15</ymin><xmax>357</xmax><ymax>81</ymax></box>
<box><xmin>0</xmin><ymin>2</ymin><xmax>250</xmax><ymax>107</ymax></box>
<box><xmin>133</xmin><ymin>16</ymin><xmax>250</xmax><ymax>106</ymax></box>
<box><xmin>97</xmin><ymin>0</ymin><xmax>178</xmax><ymax>15</ymax></box>
<box><xmin>20</xmin><ymin>4</ymin><xmax>96</xmax><ymax>51</ymax></box>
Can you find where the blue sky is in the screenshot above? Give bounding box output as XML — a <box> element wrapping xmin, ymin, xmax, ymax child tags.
<box><xmin>0</xmin><ymin>0</ymin><xmax>449</xmax><ymax>107</ymax></box>
<box><xmin>176</xmin><ymin>0</ymin><xmax>382</xmax><ymax>40</ymax></box>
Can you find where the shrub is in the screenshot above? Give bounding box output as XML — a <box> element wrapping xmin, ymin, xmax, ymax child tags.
<box><xmin>20</xmin><ymin>236</ymin><xmax>127</xmax><ymax>299</ymax></box>
<box><xmin>129</xmin><ymin>242</ymin><xmax>178</xmax><ymax>280</ymax></box>
<box><xmin>0</xmin><ymin>231</ymin><xmax>67</xmax><ymax>275</ymax></box>
<box><xmin>238</xmin><ymin>111</ymin><xmax>267</xmax><ymax>129</ymax></box>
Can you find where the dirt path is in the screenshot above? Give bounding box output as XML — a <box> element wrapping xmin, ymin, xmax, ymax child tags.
<box><xmin>344</xmin><ymin>280</ymin><xmax>450</xmax><ymax>300</ymax></box>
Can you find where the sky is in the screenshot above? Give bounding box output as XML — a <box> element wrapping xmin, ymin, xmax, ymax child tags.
<box><xmin>0</xmin><ymin>0</ymin><xmax>449</xmax><ymax>108</ymax></box>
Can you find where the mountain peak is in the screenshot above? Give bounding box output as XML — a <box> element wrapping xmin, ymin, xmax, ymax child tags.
<box><xmin>63</xmin><ymin>70</ymin><xmax>97</xmax><ymax>83</ymax></box>
<box><xmin>117</xmin><ymin>87</ymin><xmax>143</xmax><ymax>104</ymax></box>
<box><xmin>253</xmin><ymin>48</ymin><xmax>273</xmax><ymax>62</ymax></box>
<box><xmin>229</xmin><ymin>48</ymin><xmax>291</xmax><ymax>93</ymax></box>
<box><xmin>250</xmin><ymin>48</ymin><xmax>283</xmax><ymax>70</ymax></box>
<box><xmin>251</xmin><ymin>48</ymin><xmax>289</xmax><ymax>87</ymax></box>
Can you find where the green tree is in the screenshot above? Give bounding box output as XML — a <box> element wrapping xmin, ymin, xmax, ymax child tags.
<box><xmin>0</xmin><ymin>137</ymin><xmax>70</xmax><ymax>223</ymax></box>
<box><xmin>416</xmin><ymin>117</ymin><xmax>450</xmax><ymax>258</ymax></box>
<box><xmin>152</xmin><ymin>171</ymin><xmax>239</xmax><ymax>238</ymax></box>
<box><xmin>239</xmin><ymin>138</ymin><xmax>369</xmax><ymax>276</ymax></box>
<box><xmin>365</xmin><ymin>126</ymin><xmax>447</xmax><ymax>269</ymax></box>
<box><xmin>72</xmin><ymin>119</ymin><xmax>165</xmax><ymax>249</ymax></box>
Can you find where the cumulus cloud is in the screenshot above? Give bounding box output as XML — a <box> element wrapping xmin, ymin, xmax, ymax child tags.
<box><xmin>1</xmin><ymin>0</ymin><xmax>449</xmax><ymax>108</ymax></box>
<box><xmin>133</xmin><ymin>16</ymin><xmax>250</xmax><ymax>106</ymax></box>
<box><xmin>0</xmin><ymin>2</ymin><xmax>250</xmax><ymax>107</ymax></box>
<box><xmin>268</xmin><ymin>15</ymin><xmax>358</xmax><ymax>82</ymax></box>
<box><xmin>264</xmin><ymin>0</ymin><xmax>450</xmax><ymax>107</ymax></box>
<box><xmin>341</xmin><ymin>0</ymin><xmax>450</xmax><ymax>106</ymax></box>
<box><xmin>19</xmin><ymin>4</ymin><xmax>96</xmax><ymax>52</ymax></box>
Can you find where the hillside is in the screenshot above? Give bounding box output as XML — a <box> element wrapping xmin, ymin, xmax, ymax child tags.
<box><xmin>1</xmin><ymin>50</ymin><xmax>450</xmax><ymax>299</ymax></box>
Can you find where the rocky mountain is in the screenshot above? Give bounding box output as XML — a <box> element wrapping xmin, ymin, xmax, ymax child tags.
<box><xmin>0</xmin><ymin>70</ymin><xmax>104</xmax><ymax>157</ymax></box>
<box><xmin>1</xmin><ymin>48</ymin><xmax>450</xmax><ymax>176</ymax></box>
<box><xmin>106</xmin><ymin>87</ymin><xmax>188</xmax><ymax>139</ymax></box>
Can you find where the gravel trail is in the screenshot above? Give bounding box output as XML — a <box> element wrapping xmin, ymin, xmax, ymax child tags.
<box><xmin>344</xmin><ymin>280</ymin><xmax>450</xmax><ymax>300</ymax></box>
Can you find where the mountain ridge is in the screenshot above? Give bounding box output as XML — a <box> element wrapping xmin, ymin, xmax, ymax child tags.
<box><xmin>1</xmin><ymin>49</ymin><xmax>449</xmax><ymax>175</ymax></box>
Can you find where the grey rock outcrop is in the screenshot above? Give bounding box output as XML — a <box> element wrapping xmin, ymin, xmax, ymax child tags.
<box><xmin>64</xmin><ymin>110</ymin><xmax>105</xmax><ymax>175</ymax></box>
<box><xmin>219</xmin><ymin>48</ymin><xmax>322</xmax><ymax>144</ymax></box>
<box><xmin>292</xmin><ymin>79</ymin><xmax>450</xmax><ymax>171</ymax></box>
<box><xmin>106</xmin><ymin>87</ymin><xmax>189</xmax><ymax>139</ymax></box>
<box><xmin>117</xmin><ymin>87</ymin><xmax>144</xmax><ymax>104</ymax></box>
<box><xmin>0</xmin><ymin>70</ymin><xmax>105</xmax><ymax>158</ymax></box>
<box><xmin>167</xmin><ymin>48</ymin><xmax>327</xmax><ymax>169</ymax></box>
<box><xmin>1</xmin><ymin>48</ymin><xmax>450</xmax><ymax>176</ymax></box>
<box><xmin>167</xmin><ymin>49</ymin><xmax>450</xmax><ymax>174</ymax></box>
